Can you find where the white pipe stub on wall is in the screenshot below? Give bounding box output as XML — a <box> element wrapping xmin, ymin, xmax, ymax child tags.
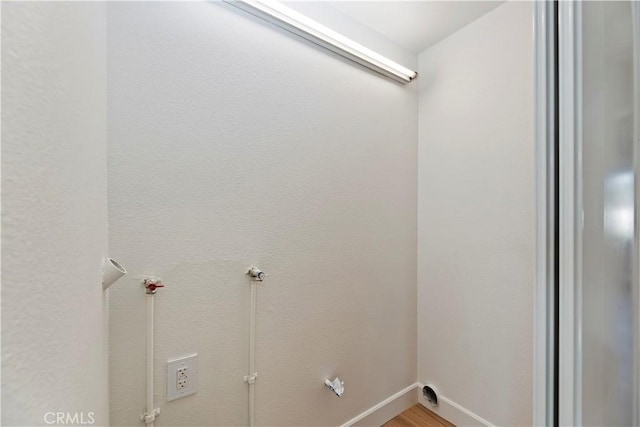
<box><xmin>102</xmin><ymin>258</ymin><xmax>127</xmax><ymax>290</ymax></box>
<box><xmin>325</xmin><ymin>377</ymin><xmax>344</xmax><ymax>397</ymax></box>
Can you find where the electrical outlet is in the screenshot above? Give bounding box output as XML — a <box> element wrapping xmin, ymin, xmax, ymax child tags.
<box><xmin>176</xmin><ymin>367</ymin><xmax>188</xmax><ymax>389</ymax></box>
<box><xmin>167</xmin><ymin>354</ymin><xmax>197</xmax><ymax>401</ymax></box>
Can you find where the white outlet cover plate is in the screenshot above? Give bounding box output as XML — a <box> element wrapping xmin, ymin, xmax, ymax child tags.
<box><xmin>167</xmin><ymin>354</ymin><xmax>197</xmax><ymax>401</ymax></box>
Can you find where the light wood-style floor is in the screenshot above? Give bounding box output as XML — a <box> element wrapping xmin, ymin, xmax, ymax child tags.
<box><xmin>382</xmin><ymin>404</ymin><xmax>455</xmax><ymax>427</ymax></box>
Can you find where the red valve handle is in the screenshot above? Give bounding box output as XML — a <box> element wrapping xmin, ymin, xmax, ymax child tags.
<box><xmin>146</xmin><ymin>283</ymin><xmax>164</xmax><ymax>291</ymax></box>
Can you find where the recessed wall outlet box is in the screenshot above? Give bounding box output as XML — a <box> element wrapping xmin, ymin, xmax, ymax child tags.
<box><xmin>167</xmin><ymin>354</ymin><xmax>197</xmax><ymax>401</ymax></box>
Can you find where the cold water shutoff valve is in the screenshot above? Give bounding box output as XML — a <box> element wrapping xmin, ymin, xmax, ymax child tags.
<box><xmin>247</xmin><ymin>267</ymin><xmax>265</xmax><ymax>281</ymax></box>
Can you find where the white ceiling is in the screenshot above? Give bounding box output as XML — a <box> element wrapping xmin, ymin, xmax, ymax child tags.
<box><xmin>325</xmin><ymin>1</ymin><xmax>505</xmax><ymax>54</ymax></box>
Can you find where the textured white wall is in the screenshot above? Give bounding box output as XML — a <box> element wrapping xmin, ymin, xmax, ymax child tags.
<box><xmin>107</xmin><ymin>2</ymin><xmax>417</xmax><ymax>426</ymax></box>
<box><xmin>417</xmin><ymin>2</ymin><xmax>534</xmax><ymax>425</ymax></box>
<box><xmin>1</xmin><ymin>3</ymin><xmax>109</xmax><ymax>426</ymax></box>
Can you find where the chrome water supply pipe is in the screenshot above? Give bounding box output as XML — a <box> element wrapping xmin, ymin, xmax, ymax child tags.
<box><xmin>141</xmin><ymin>277</ymin><xmax>163</xmax><ymax>426</ymax></box>
<box><xmin>245</xmin><ymin>267</ymin><xmax>266</xmax><ymax>427</ymax></box>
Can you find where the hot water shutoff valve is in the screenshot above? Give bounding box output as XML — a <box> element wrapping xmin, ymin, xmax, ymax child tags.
<box><xmin>143</xmin><ymin>276</ymin><xmax>164</xmax><ymax>294</ymax></box>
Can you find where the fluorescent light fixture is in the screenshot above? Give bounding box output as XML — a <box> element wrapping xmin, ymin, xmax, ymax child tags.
<box><xmin>223</xmin><ymin>0</ymin><xmax>418</xmax><ymax>84</ymax></box>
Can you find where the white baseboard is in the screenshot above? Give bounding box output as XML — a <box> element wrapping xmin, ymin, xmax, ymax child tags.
<box><xmin>417</xmin><ymin>383</ymin><xmax>495</xmax><ymax>426</ymax></box>
<box><xmin>339</xmin><ymin>382</ymin><xmax>495</xmax><ymax>427</ymax></box>
<box><xmin>340</xmin><ymin>383</ymin><xmax>419</xmax><ymax>427</ymax></box>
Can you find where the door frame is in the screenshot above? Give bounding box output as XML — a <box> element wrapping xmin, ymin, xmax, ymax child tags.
<box><xmin>534</xmin><ymin>1</ymin><xmax>584</xmax><ymax>425</ymax></box>
<box><xmin>556</xmin><ymin>1</ymin><xmax>582</xmax><ymax>425</ymax></box>
<box><xmin>533</xmin><ymin>1</ymin><xmax>558</xmax><ymax>425</ymax></box>
<box><xmin>536</xmin><ymin>2</ymin><xmax>640</xmax><ymax>425</ymax></box>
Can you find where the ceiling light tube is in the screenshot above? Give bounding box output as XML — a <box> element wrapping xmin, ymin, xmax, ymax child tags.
<box><xmin>223</xmin><ymin>0</ymin><xmax>418</xmax><ymax>84</ymax></box>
